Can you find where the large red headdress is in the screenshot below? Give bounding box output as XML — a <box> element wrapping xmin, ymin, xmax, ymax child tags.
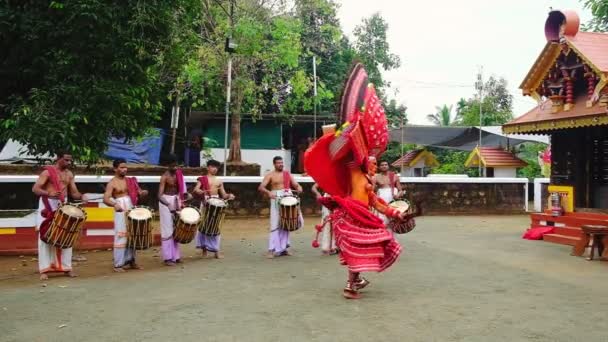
<box><xmin>304</xmin><ymin>63</ymin><xmax>389</xmax><ymax>196</ymax></box>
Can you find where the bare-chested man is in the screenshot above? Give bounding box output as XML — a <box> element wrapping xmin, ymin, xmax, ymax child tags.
<box><xmin>258</xmin><ymin>156</ymin><xmax>303</xmax><ymax>258</ymax></box>
<box><xmin>158</xmin><ymin>154</ymin><xmax>187</xmax><ymax>266</ymax></box>
<box><xmin>32</xmin><ymin>151</ymin><xmax>87</xmax><ymax>280</ymax></box>
<box><xmin>193</xmin><ymin>159</ymin><xmax>234</xmax><ymax>259</ymax></box>
<box><xmin>103</xmin><ymin>158</ymin><xmax>148</xmax><ymax>272</ymax></box>
<box><xmin>374</xmin><ymin>160</ymin><xmax>403</xmax><ymax>224</ymax></box>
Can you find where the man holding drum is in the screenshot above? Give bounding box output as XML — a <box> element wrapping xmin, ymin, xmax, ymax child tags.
<box><xmin>193</xmin><ymin>159</ymin><xmax>234</xmax><ymax>259</ymax></box>
<box><xmin>32</xmin><ymin>151</ymin><xmax>87</xmax><ymax>280</ymax></box>
<box><xmin>258</xmin><ymin>156</ymin><xmax>303</xmax><ymax>259</ymax></box>
<box><xmin>103</xmin><ymin>158</ymin><xmax>149</xmax><ymax>272</ymax></box>
<box><xmin>374</xmin><ymin>160</ymin><xmax>404</xmax><ymax>224</ymax></box>
<box><xmin>158</xmin><ymin>154</ymin><xmax>187</xmax><ymax>266</ymax></box>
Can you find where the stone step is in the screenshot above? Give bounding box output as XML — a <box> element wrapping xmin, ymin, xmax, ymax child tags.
<box><xmin>543</xmin><ymin>233</ymin><xmax>579</xmax><ymax>246</ymax></box>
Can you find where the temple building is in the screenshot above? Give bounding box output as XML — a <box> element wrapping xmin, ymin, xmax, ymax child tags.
<box><xmin>503</xmin><ymin>10</ymin><xmax>608</xmax><ymax>246</ymax></box>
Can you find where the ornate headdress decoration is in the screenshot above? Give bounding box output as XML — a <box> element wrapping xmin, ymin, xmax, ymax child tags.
<box><xmin>304</xmin><ymin>63</ymin><xmax>389</xmax><ymax>196</ymax></box>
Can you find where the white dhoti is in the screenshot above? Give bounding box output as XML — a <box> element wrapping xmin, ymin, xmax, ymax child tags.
<box><xmin>37</xmin><ymin>198</ymin><xmax>72</xmax><ymax>274</ymax></box>
<box><xmin>376</xmin><ymin>187</ymin><xmax>395</xmax><ymax>224</ymax></box>
<box><xmin>196</xmin><ymin>195</ymin><xmax>222</xmax><ymax>253</ymax></box>
<box><xmin>320</xmin><ymin>195</ymin><xmax>336</xmax><ymax>252</ymax></box>
<box><xmin>113</xmin><ymin>196</ymin><xmax>136</xmax><ymax>268</ymax></box>
<box><xmin>269</xmin><ymin>190</ymin><xmax>303</xmax><ymax>255</ymax></box>
<box><xmin>159</xmin><ymin>194</ymin><xmax>181</xmax><ymax>262</ymax></box>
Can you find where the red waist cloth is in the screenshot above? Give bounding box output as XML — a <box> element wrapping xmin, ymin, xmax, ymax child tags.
<box><xmin>328</xmin><ymin>196</ymin><xmax>402</xmax><ymax>273</ymax></box>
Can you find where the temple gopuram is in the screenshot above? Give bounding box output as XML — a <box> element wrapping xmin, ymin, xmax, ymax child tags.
<box><xmin>503</xmin><ymin>10</ymin><xmax>608</xmax><ymax>247</ymax></box>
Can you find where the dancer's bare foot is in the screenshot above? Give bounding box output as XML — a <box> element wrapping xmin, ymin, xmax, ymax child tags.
<box><xmin>202</xmin><ymin>249</ymin><xmax>208</xmax><ymax>258</ymax></box>
<box><xmin>113</xmin><ymin>267</ymin><xmax>126</xmax><ymax>273</ymax></box>
<box><xmin>65</xmin><ymin>271</ymin><xmax>78</xmax><ymax>278</ymax></box>
<box><xmin>282</xmin><ymin>250</ymin><xmax>293</xmax><ymax>256</ymax></box>
<box><xmin>131</xmin><ymin>263</ymin><xmax>143</xmax><ymax>270</ymax></box>
<box><xmin>266</xmin><ymin>251</ymin><xmax>275</xmax><ymax>259</ymax></box>
<box><xmin>175</xmin><ymin>259</ymin><xmax>182</xmax><ymax>264</ymax></box>
<box><xmin>343</xmin><ymin>282</ymin><xmax>361</xmax><ymax>299</ymax></box>
<box><xmin>354</xmin><ymin>277</ymin><xmax>370</xmax><ymax>291</ymax></box>
<box><xmin>214</xmin><ymin>252</ymin><xmax>224</xmax><ymax>259</ymax></box>
<box><xmin>39</xmin><ymin>273</ymin><xmax>49</xmax><ymax>281</ymax></box>
<box><xmin>164</xmin><ymin>261</ymin><xmax>176</xmax><ymax>266</ymax></box>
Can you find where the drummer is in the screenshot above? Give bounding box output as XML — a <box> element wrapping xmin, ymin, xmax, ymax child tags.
<box><xmin>258</xmin><ymin>156</ymin><xmax>303</xmax><ymax>259</ymax></box>
<box><xmin>32</xmin><ymin>151</ymin><xmax>88</xmax><ymax>280</ymax></box>
<box><xmin>311</xmin><ymin>183</ymin><xmax>337</xmax><ymax>255</ymax></box>
<box><xmin>158</xmin><ymin>154</ymin><xmax>188</xmax><ymax>266</ymax></box>
<box><xmin>193</xmin><ymin>159</ymin><xmax>234</xmax><ymax>259</ymax></box>
<box><xmin>103</xmin><ymin>158</ymin><xmax>148</xmax><ymax>272</ymax></box>
<box><xmin>374</xmin><ymin>160</ymin><xmax>404</xmax><ymax>224</ymax></box>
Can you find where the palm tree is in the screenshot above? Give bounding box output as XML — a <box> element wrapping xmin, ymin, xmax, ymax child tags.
<box><xmin>426</xmin><ymin>104</ymin><xmax>457</xmax><ymax>126</ymax></box>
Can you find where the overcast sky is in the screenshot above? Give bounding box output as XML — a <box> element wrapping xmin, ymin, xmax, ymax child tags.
<box><xmin>336</xmin><ymin>0</ymin><xmax>592</xmax><ymax>124</ymax></box>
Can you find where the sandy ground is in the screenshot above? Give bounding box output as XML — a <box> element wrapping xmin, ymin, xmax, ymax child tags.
<box><xmin>1</xmin><ymin>215</ymin><xmax>608</xmax><ymax>342</ymax></box>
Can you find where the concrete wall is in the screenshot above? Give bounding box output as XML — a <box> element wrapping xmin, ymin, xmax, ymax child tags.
<box><xmin>494</xmin><ymin>167</ymin><xmax>517</xmax><ymax>178</ymax></box>
<box><xmin>205</xmin><ymin>148</ymin><xmax>292</xmax><ymax>176</ymax></box>
<box><xmin>0</xmin><ymin>176</ymin><xmax>528</xmax><ymax>215</ymax></box>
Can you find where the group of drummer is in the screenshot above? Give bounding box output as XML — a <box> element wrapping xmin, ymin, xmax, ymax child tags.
<box><xmin>31</xmin><ymin>152</ymin><xmax>307</xmax><ymax>280</ymax></box>
<box><xmin>31</xmin><ymin>152</ymin><xmax>406</xmax><ymax>280</ymax></box>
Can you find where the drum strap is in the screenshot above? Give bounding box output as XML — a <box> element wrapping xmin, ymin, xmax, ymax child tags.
<box><xmin>283</xmin><ymin>171</ymin><xmax>291</xmax><ymax>190</ymax></box>
<box><xmin>126</xmin><ymin>177</ymin><xmax>140</xmax><ymax>206</ymax></box>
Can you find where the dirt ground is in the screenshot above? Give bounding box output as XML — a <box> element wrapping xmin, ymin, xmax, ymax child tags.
<box><xmin>1</xmin><ymin>216</ymin><xmax>608</xmax><ymax>342</ymax></box>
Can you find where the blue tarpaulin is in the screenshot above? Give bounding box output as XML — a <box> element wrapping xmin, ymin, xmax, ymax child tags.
<box><xmin>104</xmin><ymin>129</ymin><xmax>164</xmax><ymax>165</ymax></box>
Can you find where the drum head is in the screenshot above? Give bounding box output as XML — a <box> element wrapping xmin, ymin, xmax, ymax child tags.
<box><xmin>60</xmin><ymin>205</ymin><xmax>84</xmax><ymax>218</ymax></box>
<box><xmin>128</xmin><ymin>207</ymin><xmax>152</xmax><ymax>220</ymax></box>
<box><xmin>279</xmin><ymin>196</ymin><xmax>299</xmax><ymax>206</ymax></box>
<box><xmin>207</xmin><ymin>198</ymin><xmax>226</xmax><ymax>207</ymax></box>
<box><xmin>180</xmin><ymin>207</ymin><xmax>201</xmax><ymax>224</ymax></box>
<box><xmin>389</xmin><ymin>200</ymin><xmax>410</xmax><ymax>212</ymax></box>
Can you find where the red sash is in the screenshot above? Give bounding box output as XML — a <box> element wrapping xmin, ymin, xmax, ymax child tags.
<box><xmin>39</xmin><ymin>166</ymin><xmax>64</xmax><ymax>241</ymax></box>
<box><xmin>126</xmin><ymin>177</ymin><xmax>140</xmax><ymax>206</ymax></box>
<box><xmin>283</xmin><ymin>171</ymin><xmax>291</xmax><ymax>190</ymax></box>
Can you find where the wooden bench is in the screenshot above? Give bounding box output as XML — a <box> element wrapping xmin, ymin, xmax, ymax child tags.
<box><xmin>572</xmin><ymin>225</ymin><xmax>608</xmax><ymax>260</ymax></box>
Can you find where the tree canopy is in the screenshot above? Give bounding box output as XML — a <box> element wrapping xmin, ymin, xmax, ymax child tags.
<box><xmin>0</xmin><ymin>0</ymin><xmax>406</xmax><ymax>163</ymax></box>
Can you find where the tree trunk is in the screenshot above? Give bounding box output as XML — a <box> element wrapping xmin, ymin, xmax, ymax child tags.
<box><xmin>227</xmin><ymin>84</ymin><xmax>245</xmax><ymax>163</ymax></box>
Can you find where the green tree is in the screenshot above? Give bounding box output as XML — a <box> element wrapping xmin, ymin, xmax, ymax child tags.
<box><xmin>385</xmin><ymin>98</ymin><xmax>408</xmax><ymax>128</ymax></box>
<box><xmin>517</xmin><ymin>142</ymin><xmax>548</xmax><ymax>178</ymax></box>
<box><xmin>430</xmin><ymin>149</ymin><xmax>479</xmax><ymax>177</ymax></box>
<box><xmin>352</xmin><ymin>12</ymin><xmax>401</xmax><ymax>92</ymax></box>
<box><xmin>0</xmin><ymin>0</ymin><xmax>201</xmax><ymax>162</ymax></box>
<box><xmin>294</xmin><ymin>0</ymin><xmax>351</xmax><ymax>113</ymax></box>
<box><xmin>426</xmin><ymin>104</ymin><xmax>459</xmax><ymax>126</ymax></box>
<box><xmin>199</xmin><ymin>1</ymin><xmax>312</xmax><ymax>163</ymax></box>
<box><xmin>459</xmin><ymin>76</ymin><xmax>514</xmax><ymax>126</ymax></box>
<box><xmin>582</xmin><ymin>0</ymin><xmax>608</xmax><ymax>31</ymax></box>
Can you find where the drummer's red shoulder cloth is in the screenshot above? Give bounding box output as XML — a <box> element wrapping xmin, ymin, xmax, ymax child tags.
<box><xmin>197</xmin><ymin>176</ymin><xmax>210</xmax><ymax>202</ymax></box>
<box><xmin>175</xmin><ymin>168</ymin><xmax>186</xmax><ymax>201</ymax></box>
<box><xmin>39</xmin><ymin>166</ymin><xmax>64</xmax><ymax>240</ymax></box>
<box><xmin>126</xmin><ymin>177</ymin><xmax>140</xmax><ymax>206</ymax></box>
<box><xmin>282</xmin><ymin>171</ymin><xmax>291</xmax><ymax>190</ymax></box>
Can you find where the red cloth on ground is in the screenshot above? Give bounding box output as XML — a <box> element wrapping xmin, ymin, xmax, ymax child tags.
<box><xmin>329</xmin><ymin>196</ymin><xmax>402</xmax><ymax>273</ymax></box>
<box><xmin>126</xmin><ymin>177</ymin><xmax>140</xmax><ymax>206</ymax></box>
<box><xmin>522</xmin><ymin>226</ymin><xmax>555</xmax><ymax>240</ymax></box>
